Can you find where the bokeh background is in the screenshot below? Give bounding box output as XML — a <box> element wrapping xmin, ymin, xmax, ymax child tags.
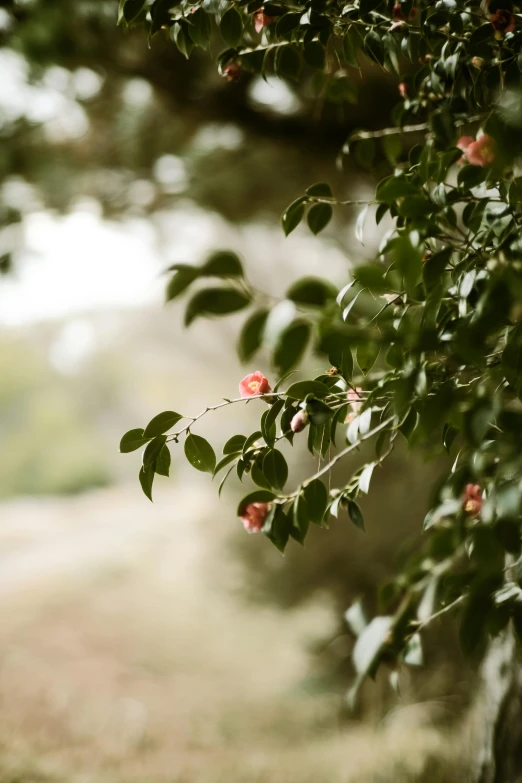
<box><xmin>0</xmin><ymin>2</ymin><xmax>475</xmax><ymax>781</ymax></box>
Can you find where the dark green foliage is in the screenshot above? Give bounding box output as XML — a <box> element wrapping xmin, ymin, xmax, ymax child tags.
<box><xmin>121</xmin><ymin>0</ymin><xmax>522</xmax><ymax>704</ymax></box>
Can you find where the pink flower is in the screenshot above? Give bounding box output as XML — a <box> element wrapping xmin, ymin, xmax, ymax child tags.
<box><xmin>398</xmin><ymin>82</ymin><xmax>408</xmax><ymax>99</ymax></box>
<box><xmin>457</xmin><ymin>135</ymin><xmax>474</xmax><ymax>153</ymax></box>
<box><xmin>392</xmin><ymin>3</ymin><xmax>418</xmax><ymax>21</ymax></box>
<box><xmin>253</xmin><ymin>8</ymin><xmax>274</xmax><ymax>32</ymax></box>
<box><xmin>240</xmin><ymin>502</ymin><xmax>271</xmax><ymax>533</ymax></box>
<box><xmin>291</xmin><ymin>410</ymin><xmax>309</xmax><ymax>433</ymax></box>
<box><xmin>490</xmin><ymin>9</ymin><xmax>516</xmax><ymax>33</ymax></box>
<box><xmin>222</xmin><ymin>62</ymin><xmax>241</xmax><ymax>82</ymax></box>
<box><xmin>345</xmin><ymin>387</ymin><xmax>364</xmax><ymax>422</ymax></box>
<box><xmin>457</xmin><ymin>133</ymin><xmax>496</xmax><ymax>167</ymax></box>
<box><xmin>239</xmin><ymin>371</ymin><xmax>272</xmax><ymax>398</ymax></box>
<box><xmin>463</xmin><ymin>484</ymin><xmax>482</xmax><ymax>517</ymax></box>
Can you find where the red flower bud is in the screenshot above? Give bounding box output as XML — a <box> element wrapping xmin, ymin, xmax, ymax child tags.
<box><xmin>290</xmin><ymin>410</ymin><xmax>309</xmax><ymax>433</ymax></box>
<box><xmin>462</xmin><ymin>484</ymin><xmax>483</xmax><ymax>516</ymax></box>
<box><xmin>240</xmin><ymin>502</ymin><xmax>271</xmax><ymax>533</ymax></box>
<box><xmin>392</xmin><ymin>3</ymin><xmax>417</xmax><ymax>21</ymax></box>
<box><xmin>222</xmin><ymin>62</ymin><xmax>241</xmax><ymax>82</ymax></box>
<box><xmin>490</xmin><ymin>9</ymin><xmax>516</xmax><ymax>33</ymax></box>
<box><xmin>253</xmin><ymin>8</ymin><xmax>274</xmax><ymax>32</ymax></box>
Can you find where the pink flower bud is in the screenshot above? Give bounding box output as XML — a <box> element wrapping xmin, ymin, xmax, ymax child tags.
<box><xmin>253</xmin><ymin>8</ymin><xmax>274</xmax><ymax>32</ymax></box>
<box><xmin>240</xmin><ymin>502</ymin><xmax>271</xmax><ymax>533</ymax></box>
<box><xmin>462</xmin><ymin>484</ymin><xmax>483</xmax><ymax>517</ymax></box>
<box><xmin>222</xmin><ymin>62</ymin><xmax>241</xmax><ymax>82</ymax></box>
<box><xmin>392</xmin><ymin>3</ymin><xmax>417</xmax><ymax>21</ymax></box>
<box><xmin>347</xmin><ymin>387</ymin><xmax>364</xmax><ymax>414</ymax></box>
<box><xmin>239</xmin><ymin>371</ymin><xmax>272</xmax><ymax>398</ymax></box>
<box><xmin>290</xmin><ymin>410</ymin><xmax>309</xmax><ymax>433</ymax></box>
<box><xmin>398</xmin><ymin>82</ymin><xmax>408</xmax><ymax>99</ymax></box>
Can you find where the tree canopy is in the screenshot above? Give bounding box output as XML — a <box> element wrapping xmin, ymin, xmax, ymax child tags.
<box><xmin>117</xmin><ymin>0</ymin><xmax>522</xmax><ymax>704</ymax></box>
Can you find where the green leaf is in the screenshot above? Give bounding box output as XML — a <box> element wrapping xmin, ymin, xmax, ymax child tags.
<box><xmin>281</xmin><ymin>197</ymin><xmax>307</xmax><ymax>236</ymax></box>
<box><xmin>457</xmin><ymin>165</ymin><xmax>487</xmax><ymax>191</ymax></box>
<box><xmin>423</xmin><ymin>247</ymin><xmax>451</xmax><ymax>291</ymax></box>
<box><xmin>306</xmin><ymin>183</ymin><xmax>333</xmax><ymax>198</ymax></box>
<box><xmin>376</xmin><ymin>175</ymin><xmax>418</xmax><ymax>203</ymax></box>
<box><xmin>186</xmin><ymin>8</ymin><xmax>211</xmax><ymax>48</ymax></box>
<box><xmin>307</xmin><ymin>203</ymin><xmax>333</xmax><ymax>235</ymax></box>
<box><xmin>123</xmin><ymin>0</ymin><xmax>146</xmax><ymax>23</ymax></box>
<box><xmin>120</xmin><ymin>428</ymin><xmax>151</xmax><ymax>453</ymax></box>
<box><xmin>220</xmin><ymin>6</ymin><xmax>243</xmax><ymax>47</ymax></box>
<box><xmin>264</xmin><ymin>397</ymin><xmax>284</xmax><ymax>434</ymax></box>
<box><xmin>286</xmin><ymin>380</ymin><xmax>330</xmax><ymax>399</ymax></box>
<box><xmin>144</xmin><ymin>411</ymin><xmax>182</xmax><ymax>438</ymax></box>
<box><xmin>143</xmin><ymin>435</ymin><xmax>168</xmax><ymax>467</ymax></box>
<box><xmin>184</xmin><ymin>433</ymin><xmax>216</xmax><ymax>473</ymax></box>
<box><xmin>261</xmin><ymin>408</ymin><xmax>277</xmax><ymax>448</ymax></box>
<box><xmin>358</xmin><ymin>463</ymin><xmax>375</xmax><ymax>495</ymax></box>
<box><xmin>327</xmin><ymin>75</ymin><xmax>358</xmax><ymax>104</ymax></box>
<box><xmin>273</xmin><ymin>321</ymin><xmax>310</xmax><ymax>375</ymax></box>
<box><xmin>242</xmin><ymin>430</ymin><xmax>262</xmax><ymax>454</ymax></box>
<box><xmin>363</xmin><ymin>30</ymin><xmax>384</xmax><ymax>66</ymax></box>
<box><xmin>265</xmin><ymin>505</ymin><xmax>291</xmax><ymax>554</ymax></box>
<box><xmin>353</xmin><ymin>616</ymin><xmax>393</xmax><ymax>676</ymax></box>
<box><xmin>360</xmin><ymin>0</ymin><xmax>384</xmax><ymax>12</ymax></box>
<box><xmin>275</xmin><ymin>45</ymin><xmax>301</xmax><ymax>81</ymax></box>
<box><xmin>237</xmin><ymin>489</ymin><xmax>276</xmax><ymax>516</ymax></box>
<box><xmin>252</xmin><ymin>453</ymin><xmax>271</xmax><ymax>489</ymax></box>
<box><xmin>165</xmin><ymin>266</ymin><xmax>199</xmax><ymax>302</ymax></box>
<box><xmin>238</xmin><ymin>309</ymin><xmax>269</xmax><ymax>363</ymax></box>
<box><xmin>263</xmin><ymin>449</ymin><xmax>288</xmax><ymax>490</ymax></box>
<box><xmin>348</xmin><ymin>500</ymin><xmax>365</xmax><ymax>530</ymax></box>
<box><xmin>200</xmin><ymin>250</ymin><xmax>244</xmax><ymax>278</ymax></box>
<box><xmin>357</xmin><ymin>343</ymin><xmax>380</xmax><ymax>375</ymax></box>
<box><xmin>303</xmin><ymin>41</ymin><xmax>326</xmax><ymax>69</ymax></box>
<box><xmin>292</xmin><ymin>494</ymin><xmax>309</xmax><ymax>543</ymax></box>
<box><xmin>213</xmin><ymin>452</ymin><xmax>238</xmax><ymax>476</ymax></box>
<box><xmin>275</xmin><ymin>12</ymin><xmax>302</xmax><ymax>39</ymax></box>
<box><xmin>286</xmin><ymin>277</ymin><xmax>336</xmax><ymax>307</ymax></box>
<box><xmin>155</xmin><ymin>444</ymin><xmax>171</xmax><ymax>477</ymax></box>
<box><xmin>139</xmin><ymin>464</ymin><xmax>155</xmax><ymax>502</ymax></box>
<box><xmin>223</xmin><ymin>434</ymin><xmax>247</xmax><ymax>454</ymax></box>
<box><xmin>355</xmin><ymin>204</ymin><xmax>369</xmax><ymax>244</ymax></box>
<box><xmin>171</xmin><ymin>21</ymin><xmax>194</xmax><ymax>59</ymax></box>
<box><xmin>303</xmin><ymin>479</ymin><xmax>328</xmax><ymax>524</ymax></box>
<box><xmin>185</xmin><ymin>288</ymin><xmax>251</xmax><ymax>326</ymax></box>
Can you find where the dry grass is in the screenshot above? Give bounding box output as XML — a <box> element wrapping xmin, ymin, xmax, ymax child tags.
<box><xmin>0</xmin><ymin>483</ymin><xmax>471</xmax><ymax>782</ymax></box>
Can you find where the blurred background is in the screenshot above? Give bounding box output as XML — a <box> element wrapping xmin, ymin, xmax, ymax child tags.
<box><xmin>0</xmin><ymin>2</ymin><xmax>474</xmax><ymax>781</ymax></box>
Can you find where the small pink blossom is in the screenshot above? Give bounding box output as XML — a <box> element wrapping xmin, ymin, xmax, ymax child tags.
<box><xmin>345</xmin><ymin>387</ymin><xmax>364</xmax><ymax>422</ymax></box>
<box><xmin>463</xmin><ymin>484</ymin><xmax>483</xmax><ymax>517</ymax></box>
<box><xmin>253</xmin><ymin>8</ymin><xmax>274</xmax><ymax>32</ymax></box>
<box><xmin>457</xmin><ymin>135</ymin><xmax>474</xmax><ymax>153</ymax></box>
<box><xmin>239</xmin><ymin>371</ymin><xmax>272</xmax><ymax>398</ymax></box>
<box><xmin>240</xmin><ymin>502</ymin><xmax>271</xmax><ymax>533</ymax></box>
<box><xmin>222</xmin><ymin>62</ymin><xmax>241</xmax><ymax>82</ymax></box>
<box><xmin>291</xmin><ymin>410</ymin><xmax>309</xmax><ymax>433</ymax></box>
<box><xmin>392</xmin><ymin>3</ymin><xmax>418</xmax><ymax>21</ymax></box>
<box><xmin>457</xmin><ymin>133</ymin><xmax>496</xmax><ymax>167</ymax></box>
<box><xmin>398</xmin><ymin>82</ymin><xmax>408</xmax><ymax>99</ymax></box>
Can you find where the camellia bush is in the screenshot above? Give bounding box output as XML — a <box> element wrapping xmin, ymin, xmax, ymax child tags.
<box><xmin>119</xmin><ymin>0</ymin><xmax>522</xmax><ymax>738</ymax></box>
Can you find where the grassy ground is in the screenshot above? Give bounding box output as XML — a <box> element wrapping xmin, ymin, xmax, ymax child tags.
<box><xmin>0</xmin><ymin>483</ymin><xmax>473</xmax><ymax>783</ymax></box>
